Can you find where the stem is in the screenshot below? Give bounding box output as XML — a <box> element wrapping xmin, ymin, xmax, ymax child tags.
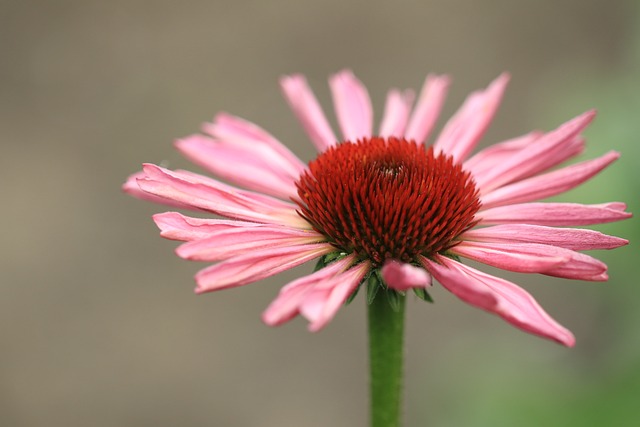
<box><xmin>368</xmin><ymin>291</ymin><xmax>406</xmax><ymax>427</ymax></box>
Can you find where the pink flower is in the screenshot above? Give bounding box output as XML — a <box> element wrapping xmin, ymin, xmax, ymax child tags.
<box><xmin>124</xmin><ymin>70</ymin><xmax>631</xmax><ymax>346</ymax></box>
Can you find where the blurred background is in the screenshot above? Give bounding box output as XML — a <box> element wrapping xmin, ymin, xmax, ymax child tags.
<box><xmin>1</xmin><ymin>0</ymin><xmax>638</xmax><ymax>426</ymax></box>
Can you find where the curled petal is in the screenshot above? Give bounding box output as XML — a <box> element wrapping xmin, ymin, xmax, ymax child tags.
<box><xmin>329</xmin><ymin>70</ymin><xmax>373</xmax><ymax>141</ymax></box>
<box><xmin>452</xmin><ymin>241</ymin><xmax>608</xmax><ymax>281</ymax></box>
<box><xmin>378</xmin><ymin>89</ymin><xmax>415</xmax><ymax>138</ymax></box>
<box><xmin>433</xmin><ymin>73</ymin><xmax>509</xmax><ymax>162</ymax></box>
<box><xmin>123</xmin><ymin>171</ymin><xmax>201</xmax><ymax>211</ymax></box>
<box><xmin>153</xmin><ymin>212</ymin><xmax>263</xmax><ymax>241</ymax></box>
<box><xmin>481</xmin><ymin>151</ymin><xmax>620</xmax><ymax>208</ymax></box>
<box><xmin>381</xmin><ymin>260</ymin><xmax>432</xmax><ymax>291</ymax></box>
<box><xmin>280</xmin><ymin>74</ymin><xmax>338</xmax><ymax>152</ymax></box>
<box><xmin>404</xmin><ymin>74</ymin><xmax>450</xmax><ymax>144</ymax></box>
<box><xmin>176</xmin><ymin>226</ymin><xmax>324</xmax><ymax>261</ymax></box>
<box><xmin>423</xmin><ymin>256</ymin><xmax>575</xmax><ymax>347</ymax></box>
<box><xmin>195</xmin><ymin>243</ymin><xmax>334</xmax><ymax>293</ymax></box>
<box><xmin>474</xmin><ymin>111</ymin><xmax>595</xmax><ymax>192</ymax></box>
<box><xmin>479</xmin><ymin>202</ymin><xmax>632</xmax><ymax>226</ymax></box>
<box><xmin>136</xmin><ymin>164</ymin><xmax>306</xmax><ymax>227</ymax></box>
<box><xmin>462</xmin><ymin>224</ymin><xmax>628</xmax><ymax>251</ymax></box>
<box><xmin>176</xmin><ymin>134</ymin><xmax>300</xmax><ymax>199</ymax></box>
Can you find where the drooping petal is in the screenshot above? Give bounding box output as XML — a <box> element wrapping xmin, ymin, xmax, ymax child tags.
<box><xmin>433</xmin><ymin>73</ymin><xmax>510</xmax><ymax>162</ymax></box>
<box><xmin>480</xmin><ymin>151</ymin><xmax>620</xmax><ymax>209</ymax></box>
<box><xmin>378</xmin><ymin>89</ymin><xmax>415</xmax><ymax>138</ymax></box>
<box><xmin>381</xmin><ymin>260</ymin><xmax>432</xmax><ymax>291</ymax></box>
<box><xmin>176</xmin><ymin>226</ymin><xmax>324</xmax><ymax>261</ymax></box>
<box><xmin>153</xmin><ymin>212</ymin><xmax>263</xmax><ymax>241</ymax></box>
<box><xmin>123</xmin><ymin>171</ymin><xmax>202</xmax><ymax>211</ymax></box>
<box><xmin>176</xmin><ymin>133</ymin><xmax>300</xmax><ymax>199</ymax></box>
<box><xmin>280</xmin><ymin>74</ymin><xmax>338</xmax><ymax>152</ymax></box>
<box><xmin>262</xmin><ymin>255</ymin><xmax>368</xmax><ymax>330</ymax></box>
<box><xmin>194</xmin><ymin>243</ymin><xmax>334</xmax><ymax>293</ymax></box>
<box><xmin>137</xmin><ymin>164</ymin><xmax>306</xmax><ymax>227</ymax></box>
<box><xmin>329</xmin><ymin>70</ymin><xmax>373</xmax><ymax>141</ymax></box>
<box><xmin>462</xmin><ymin>224</ymin><xmax>629</xmax><ymax>251</ymax></box>
<box><xmin>202</xmin><ymin>112</ymin><xmax>306</xmax><ymax>176</ymax></box>
<box><xmin>474</xmin><ymin>111</ymin><xmax>595</xmax><ymax>192</ymax></box>
<box><xmin>300</xmin><ymin>261</ymin><xmax>370</xmax><ymax>332</ymax></box>
<box><xmin>452</xmin><ymin>241</ymin><xmax>608</xmax><ymax>281</ymax></box>
<box><xmin>404</xmin><ymin>74</ymin><xmax>450</xmax><ymax>144</ymax></box>
<box><xmin>479</xmin><ymin>202</ymin><xmax>632</xmax><ymax>226</ymax></box>
<box><xmin>423</xmin><ymin>256</ymin><xmax>575</xmax><ymax>347</ymax></box>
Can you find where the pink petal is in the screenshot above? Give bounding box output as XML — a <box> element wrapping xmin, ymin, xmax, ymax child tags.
<box><xmin>452</xmin><ymin>241</ymin><xmax>569</xmax><ymax>273</ymax></box>
<box><xmin>463</xmin><ymin>132</ymin><xmax>542</xmax><ymax>177</ymax></box>
<box><xmin>378</xmin><ymin>89</ymin><xmax>415</xmax><ymax>138</ymax></box>
<box><xmin>203</xmin><ymin>113</ymin><xmax>306</xmax><ymax>176</ymax></box>
<box><xmin>280</xmin><ymin>74</ymin><xmax>338</xmax><ymax>152</ymax></box>
<box><xmin>433</xmin><ymin>73</ymin><xmax>510</xmax><ymax>162</ymax></box>
<box><xmin>480</xmin><ymin>151</ymin><xmax>620</xmax><ymax>208</ymax></box>
<box><xmin>137</xmin><ymin>164</ymin><xmax>306</xmax><ymax>227</ymax></box>
<box><xmin>194</xmin><ymin>243</ymin><xmax>334</xmax><ymax>293</ymax></box>
<box><xmin>479</xmin><ymin>202</ymin><xmax>632</xmax><ymax>226</ymax></box>
<box><xmin>153</xmin><ymin>212</ymin><xmax>263</xmax><ymax>241</ymax></box>
<box><xmin>381</xmin><ymin>260</ymin><xmax>432</xmax><ymax>291</ymax></box>
<box><xmin>176</xmin><ymin>134</ymin><xmax>300</xmax><ymax>199</ymax></box>
<box><xmin>262</xmin><ymin>255</ymin><xmax>359</xmax><ymax>327</ymax></box>
<box><xmin>301</xmin><ymin>261</ymin><xmax>370</xmax><ymax>332</ymax></box>
<box><xmin>452</xmin><ymin>241</ymin><xmax>608</xmax><ymax>281</ymax></box>
<box><xmin>423</xmin><ymin>256</ymin><xmax>575</xmax><ymax>347</ymax></box>
<box><xmin>329</xmin><ymin>70</ymin><xmax>373</xmax><ymax>141</ymax></box>
<box><xmin>176</xmin><ymin>226</ymin><xmax>324</xmax><ymax>261</ymax></box>
<box><xmin>404</xmin><ymin>74</ymin><xmax>450</xmax><ymax>144</ymax></box>
<box><xmin>123</xmin><ymin>171</ymin><xmax>202</xmax><ymax>211</ymax></box>
<box><xmin>462</xmin><ymin>224</ymin><xmax>629</xmax><ymax>251</ymax></box>
<box><xmin>474</xmin><ymin>111</ymin><xmax>595</xmax><ymax>192</ymax></box>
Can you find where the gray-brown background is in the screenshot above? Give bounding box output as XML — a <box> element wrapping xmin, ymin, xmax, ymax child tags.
<box><xmin>2</xmin><ymin>1</ymin><xmax>638</xmax><ymax>426</ymax></box>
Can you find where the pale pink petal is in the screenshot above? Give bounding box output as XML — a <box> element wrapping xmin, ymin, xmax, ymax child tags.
<box><xmin>463</xmin><ymin>132</ymin><xmax>542</xmax><ymax>177</ymax></box>
<box><xmin>381</xmin><ymin>260</ymin><xmax>432</xmax><ymax>291</ymax></box>
<box><xmin>404</xmin><ymin>74</ymin><xmax>450</xmax><ymax>143</ymax></box>
<box><xmin>424</xmin><ymin>256</ymin><xmax>575</xmax><ymax>346</ymax></box>
<box><xmin>136</xmin><ymin>164</ymin><xmax>306</xmax><ymax>227</ymax></box>
<box><xmin>194</xmin><ymin>243</ymin><xmax>334</xmax><ymax>293</ymax></box>
<box><xmin>433</xmin><ymin>73</ymin><xmax>510</xmax><ymax>162</ymax></box>
<box><xmin>262</xmin><ymin>255</ymin><xmax>357</xmax><ymax>326</ymax></box>
<box><xmin>452</xmin><ymin>241</ymin><xmax>569</xmax><ymax>273</ymax></box>
<box><xmin>462</xmin><ymin>224</ymin><xmax>628</xmax><ymax>251</ymax></box>
<box><xmin>474</xmin><ymin>111</ymin><xmax>595</xmax><ymax>192</ymax></box>
<box><xmin>123</xmin><ymin>171</ymin><xmax>202</xmax><ymax>211</ymax></box>
<box><xmin>378</xmin><ymin>89</ymin><xmax>415</xmax><ymax>138</ymax></box>
<box><xmin>480</xmin><ymin>151</ymin><xmax>620</xmax><ymax>208</ymax></box>
<box><xmin>176</xmin><ymin>226</ymin><xmax>324</xmax><ymax>261</ymax></box>
<box><xmin>202</xmin><ymin>113</ymin><xmax>306</xmax><ymax>176</ymax></box>
<box><xmin>479</xmin><ymin>202</ymin><xmax>632</xmax><ymax>226</ymax></box>
<box><xmin>301</xmin><ymin>261</ymin><xmax>371</xmax><ymax>332</ymax></box>
<box><xmin>452</xmin><ymin>241</ymin><xmax>607</xmax><ymax>281</ymax></box>
<box><xmin>280</xmin><ymin>74</ymin><xmax>338</xmax><ymax>152</ymax></box>
<box><xmin>329</xmin><ymin>70</ymin><xmax>373</xmax><ymax>141</ymax></box>
<box><xmin>175</xmin><ymin>134</ymin><xmax>299</xmax><ymax>199</ymax></box>
<box><xmin>153</xmin><ymin>212</ymin><xmax>263</xmax><ymax>241</ymax></box>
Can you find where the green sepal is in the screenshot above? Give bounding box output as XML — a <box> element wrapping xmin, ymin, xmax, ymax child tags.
<box><xmin>313</xmin><ymin>251</ymin><xmax>346</xmax><ymax>272</ymax></box>
<box><xmin>413</xmin><ymin>287</ymin><xmax>434</xmax><ymax>303</ymax></box>
<box><xmin>366</xmin><ymin>272</ymin><xmax>381</xmax><ymax>305</ymax></box>
<box><xmin>386</xmin><ymin>289</ymin><xmax>403</xmax><ymax>312</ymax></box>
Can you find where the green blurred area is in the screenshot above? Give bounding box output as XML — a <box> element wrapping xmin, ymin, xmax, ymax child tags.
<box><xmin>1</xmin><ymin>1</ymin><xmax>638</xmax><ymax>426</ymax></box>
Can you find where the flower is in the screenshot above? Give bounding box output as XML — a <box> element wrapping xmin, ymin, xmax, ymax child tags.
<box><xmin>124</xmin><ymin>70</ymin><xmax>630</xmax><ymax>346</ymax></box>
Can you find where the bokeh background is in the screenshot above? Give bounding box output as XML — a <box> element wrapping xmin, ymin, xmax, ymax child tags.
<box><xmin>1</xmin><ymin>1</ymin><xmax>638</xmax><ymax>426</ymax></box>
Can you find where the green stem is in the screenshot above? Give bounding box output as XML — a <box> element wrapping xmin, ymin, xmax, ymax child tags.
<box><xmin>368</xmin><ymin>290</ymin><xmax>406</xmax><ymax>427</ymax></box>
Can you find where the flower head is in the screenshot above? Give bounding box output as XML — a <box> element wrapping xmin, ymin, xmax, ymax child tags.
<box><xmin>124</xmin><ymin>70</ymin><xmax>630</xmax><ymax>346</ymax></box>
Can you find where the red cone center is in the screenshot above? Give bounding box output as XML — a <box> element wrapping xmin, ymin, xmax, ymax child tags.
<box><xmin>295</xmin><ymin>137</ymin><xmax>481</xmax><ymax>266</ymax></box>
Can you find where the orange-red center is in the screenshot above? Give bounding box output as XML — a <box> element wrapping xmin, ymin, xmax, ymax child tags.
<box><xmin>295</xmin><ymin>137</ymin><xmax>481</xmax><ymax>266</ymax></box>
